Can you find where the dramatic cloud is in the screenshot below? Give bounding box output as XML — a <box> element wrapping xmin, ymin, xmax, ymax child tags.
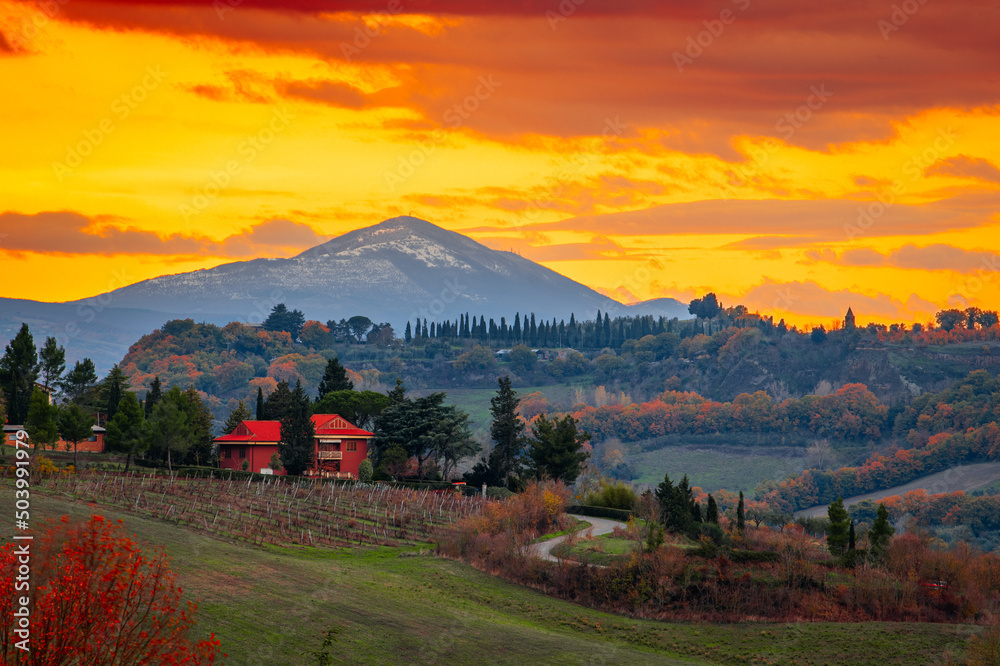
<box><xmin>484</xmin><ymin>194</ymin><xmax>1000</xmax><ymax>243</ymax></box>
<box><xmin>830</xmin><ymin>244</ymin><xmax>1000</xmax><ymax>274</ymax></box>
<box><xmin>0</xmin><ymin>212</ymin><xmax>330</xmax><ymax>257</ymax></box>
<box><xmin>926</xmin><ymin>155</ymin><xmax>1000</xmax><ymax>184</ymax></box>
<box><xmin>52</xmin><ymin>0</ymin><xmax>1000</xmax><ymax>151</ymax></box>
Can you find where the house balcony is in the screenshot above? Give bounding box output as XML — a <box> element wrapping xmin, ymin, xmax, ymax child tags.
<box><xmin>317</xmin><ymin>450</ymin><xmax>343</xmax><ymax>460</ymax></box>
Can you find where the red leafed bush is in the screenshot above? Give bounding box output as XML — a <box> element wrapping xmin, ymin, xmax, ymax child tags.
<box><xmin>0</xmin><ymin>515</ymin><xmax>221</xmax><ymax>665</ymax></box>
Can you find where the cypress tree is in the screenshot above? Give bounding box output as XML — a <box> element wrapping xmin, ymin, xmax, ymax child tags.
<box><xmin>826</xmin><ymin>497</ymin><xmax>851</xmax><ymax>556</ymax></box>
<box><xmin>849</xmin><ymin>520</ymin><xmax>856</xmax><ymax>551</ymax></box>
<box><xmin>144</xmin><ymin>376</ymin><xmax>163</xmax><ymax>419</ymax></box>
<box><xmin>278</xmin><ymin>380</ymin><xmax>316</xmax><ymax>476</ymax></box>
<box><xmin>255</xmin><ymin>386</ymin><xmax>265</xmax><ymax>419</ymax></box>
<box><xmin>737</xmin><ymin>491</ymin><xmax>746</xmax><ymax>532</ymax></box>
<box><xmin>404</xmin><ymin>321</ymin><xmax>412</xmax><ymax>343</ymax></box>
<box><xmin>706</xmin><ymin>494</ymin><xmax>720</xmax><ymax>524</ymax></box>
<box><xmin>868</xmin><ymin>503</ymin><xmax>895</xmax><ymax>562</ymax></box>
<box><xmin>690</xmin><ymin>499</ymin><xmax>702</xmax><ymax>524</ymax></box>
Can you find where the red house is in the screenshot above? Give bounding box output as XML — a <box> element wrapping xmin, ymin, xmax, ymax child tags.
<box><xmin>214</xmin><ymin>414</ymin><xmax>373</xmax><ymax>479</ymax></box>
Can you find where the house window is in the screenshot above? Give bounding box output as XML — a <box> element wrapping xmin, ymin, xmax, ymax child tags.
<box><xmin>224</xmin><ymin>448</ymin><xmax>232</xmax><ymax>459</ymax></box>
<box><xmin>7</xmin><ymin>434</ymin><xmax>15</xmax><ymax>441</ymax></box>
<box><xmin>346</xmin><ymin>441</ymin><xmax>357</xmax><ymax>452</ymax></box>
<box><xmin>239</xmin><ymin>446</ymin><xmax>247</xmax><ymax>459</ymax></box>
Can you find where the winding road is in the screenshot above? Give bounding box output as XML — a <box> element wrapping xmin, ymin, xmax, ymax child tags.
<box><xmin>529</xmin><ymin>516</ymin><xmax>628</xmax><ymax>562</ymax></box>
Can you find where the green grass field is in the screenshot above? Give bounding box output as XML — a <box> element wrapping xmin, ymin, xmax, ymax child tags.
<box><xmin>630</xmin><ymin>446</ymin><xmax>811</xmax><ymax>494</ymax></box>
<box><xmin>436</xmin><ymin>383</ymin><xmax>586</xmax><ymax>434</ymax></box>
<box><xmin>552</xmin><ymin>532</ymin><xmax>639</xmax><ymax>566</ymax></box>
<box><xmin>4</xmin><ymin>485</ymin><xmax>980</xmax><ymax>665</ymax></box>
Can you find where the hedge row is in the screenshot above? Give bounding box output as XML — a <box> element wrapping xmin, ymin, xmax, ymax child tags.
<box><xmin>567</xmin><ymin>504</ymin><xmax>633</xmax><ymax>521</ymax></box>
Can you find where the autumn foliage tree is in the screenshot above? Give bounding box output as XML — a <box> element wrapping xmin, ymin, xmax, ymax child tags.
<box><xmin>0</xmin><ymin>515</ymin><xmax>221</xmax><ymax>664</ymax></box>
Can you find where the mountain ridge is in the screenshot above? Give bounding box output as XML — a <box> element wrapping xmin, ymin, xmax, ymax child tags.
<box><xmin>1</xmin><ymin>216</ymin><xmax>689</xmax><ymax>371</ymax></box>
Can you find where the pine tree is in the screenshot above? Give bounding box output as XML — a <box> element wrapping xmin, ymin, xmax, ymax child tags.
<box><xmin>38</xmin><ymin>336</ymin><xmax>66</xmax><ymax>391</ymax></box>
<box><xmin>387</xmin><ymin>378</ymin><xmax>407</xmax><ymax>403</ymax></box>
<box><xmin>526</xmin><ymin>414</ymin><xmax>590</xmax><ymax>484</ymax></box>
<box><xmin>264</xmin><ymin>381</ymin><xmax>294</xmax><ymax>421</ymax></box>
<box><xmin>278</xmin><ymin>380</ymin><xmax>316</xmax><ymax>476</ymax></box>
<box><xmin>224</xmin><ymin>400</ymin><xmax>251</xmax><ymax>435</ymax></box>
<box><xmin>25</xmin><ymin>387</ymin><xmax>59</xmax><ymax>450</ymax></box>
<box><xmin>317</xmin><ymin>357</ymin><xmax>353</xmax><ymax>398</ymax></box>
<box><xmin>487</xmin><ymin>376</ymin><xmax>525</xmax><ymax>488</ymax></box>
<box><xmin>737</xmin><ymin>491</ymin><xmax>746</xmax><ymax>532</ymax></box>
<box><xmin>181</xmin><ymin>387</ymin><xmax>215</xmax><ymax>466</ymax></box>
<box><xmin>867</xmin><ymin>503</ymin><xmax>895</xmax><ymax>562</ymax></box>
<box><xmin>105</xmin><ymin>392</ymin><xmax>148</xmax><ymax>472</ymax></box>
<box><xmin>849</xmin><ymin>520</ymin><xmax>856</xmax><ymax>551</ymax></box>
<box><xmin>148</xmin><ymin>387</ymin><xmax>192</xmax><ymax>473</ymax></box>
<box><xmin>706</xmin><ymin>494</ymin><xmax>720</xmax><ymax>524</ymax></box>
<box><xmin>145</xmin><ymin>376</ymin><xmax>162</xmax><ymax>418</ymax></box>
<box><xmin>0</xmin><ymin>323</ymin><xmax>39</xmax><ymax>425</ymax></box>
<box><xmin>62</xmin><ymin>359</ymin><xmax>98</xmax><ymax>406</ymax></box>
<box><xmin>255</xmin><ymin>386</ymin><xmax>265</xmax><ymax>419</ymax></box>
<box><xmin>655</xmin><ymin>473</ymin><xmax>696</xmax><ymax>535</ymax></box>
<box><xmin>826</xmin><ymin>497</ymin><xmax>851</xmax><ymax>556</ymax></box>
<box><xmin>100</xmin><ymin>364</ymin><xmax>130</xmax><ymax>423</ymax></box>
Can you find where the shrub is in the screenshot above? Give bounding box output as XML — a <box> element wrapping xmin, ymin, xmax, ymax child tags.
<box><xmin>968</xmin><ymin>623</ymin><xmax>1000</xmax><ymax>666</ymax></box>
<box><xmin>486</xmin><ymin>487</ymin><xmax>514</xmax><ymax>500</ymax></box>
<box><xmin>358</xmin><ymin>458</ymin><xmax>373</xmax><ymax>483</ymax></box>
<box><xmin>0</xmin><ymin>515</ymin><xmax>220</xmax><ymax>663</ymax></box>
<box><xmin>584</xmin><ymin>480</ymin><xmax>637</xmax><ymax>510</ymax></box>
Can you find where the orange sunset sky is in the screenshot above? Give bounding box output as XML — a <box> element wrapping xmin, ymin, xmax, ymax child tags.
<box><xmin>2</xmin><ymin>0</ymin><xmax>999</xmax><ymax>328</ymax></box>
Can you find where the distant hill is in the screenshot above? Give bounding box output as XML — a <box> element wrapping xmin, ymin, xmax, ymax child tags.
<box><xmin>0</xmin><ymin>217</ymin><xmax>688</xmax><ymax>371</ymax></box>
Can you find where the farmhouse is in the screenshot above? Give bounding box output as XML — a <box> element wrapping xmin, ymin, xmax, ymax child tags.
<box><xmin>4</xmin><ymin>424</ymin><xmax>107</xmax><ymax>453</ymax></box>
<box><xmin>214</xmin><ymin>414</ymin><xmax>373</xmax><ymax>479</ymax></box>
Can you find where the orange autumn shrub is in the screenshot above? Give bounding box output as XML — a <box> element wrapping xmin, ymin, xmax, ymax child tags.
<box><xmin>0</xmin><ymin>515</ymin><xmax>221</xmax><ymax>665</ymax></box>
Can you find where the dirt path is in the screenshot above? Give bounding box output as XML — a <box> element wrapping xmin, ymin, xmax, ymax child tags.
<box><xmin>794</xmin><ymin>461</ymin><xmax>1000</xmax><ymax>518</ymax></box>
<box><xmin>529</xmin><ymin>515</ymin><xmax>626</xmax><ymax>562</ymax></box>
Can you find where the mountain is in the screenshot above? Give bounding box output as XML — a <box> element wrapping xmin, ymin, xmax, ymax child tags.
<box><xmin>0</xmin><ymin>217</ymin><xmax>689</xmax><ymax>371</ymax></box>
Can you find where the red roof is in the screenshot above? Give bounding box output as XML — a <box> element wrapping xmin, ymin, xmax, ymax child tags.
<box><xmin>214</xmin><ymin>420</ymin><xmax>283</xmax><ymax>443</ymax></box>
<box><xmin>214</xmin><ymin>415</ymin><xmax>373</xmax><ymax>443</ymax></box>
<box><xmin>311</xmin><ymin>414</ymin><xmax>374</xmax><ymax>438</ymax></box>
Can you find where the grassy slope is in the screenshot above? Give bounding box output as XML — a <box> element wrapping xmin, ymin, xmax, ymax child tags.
<box><xmin>7</xmin><ymin>486</ymin><xmax>978</xmax><ymax>665</ymax></box>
